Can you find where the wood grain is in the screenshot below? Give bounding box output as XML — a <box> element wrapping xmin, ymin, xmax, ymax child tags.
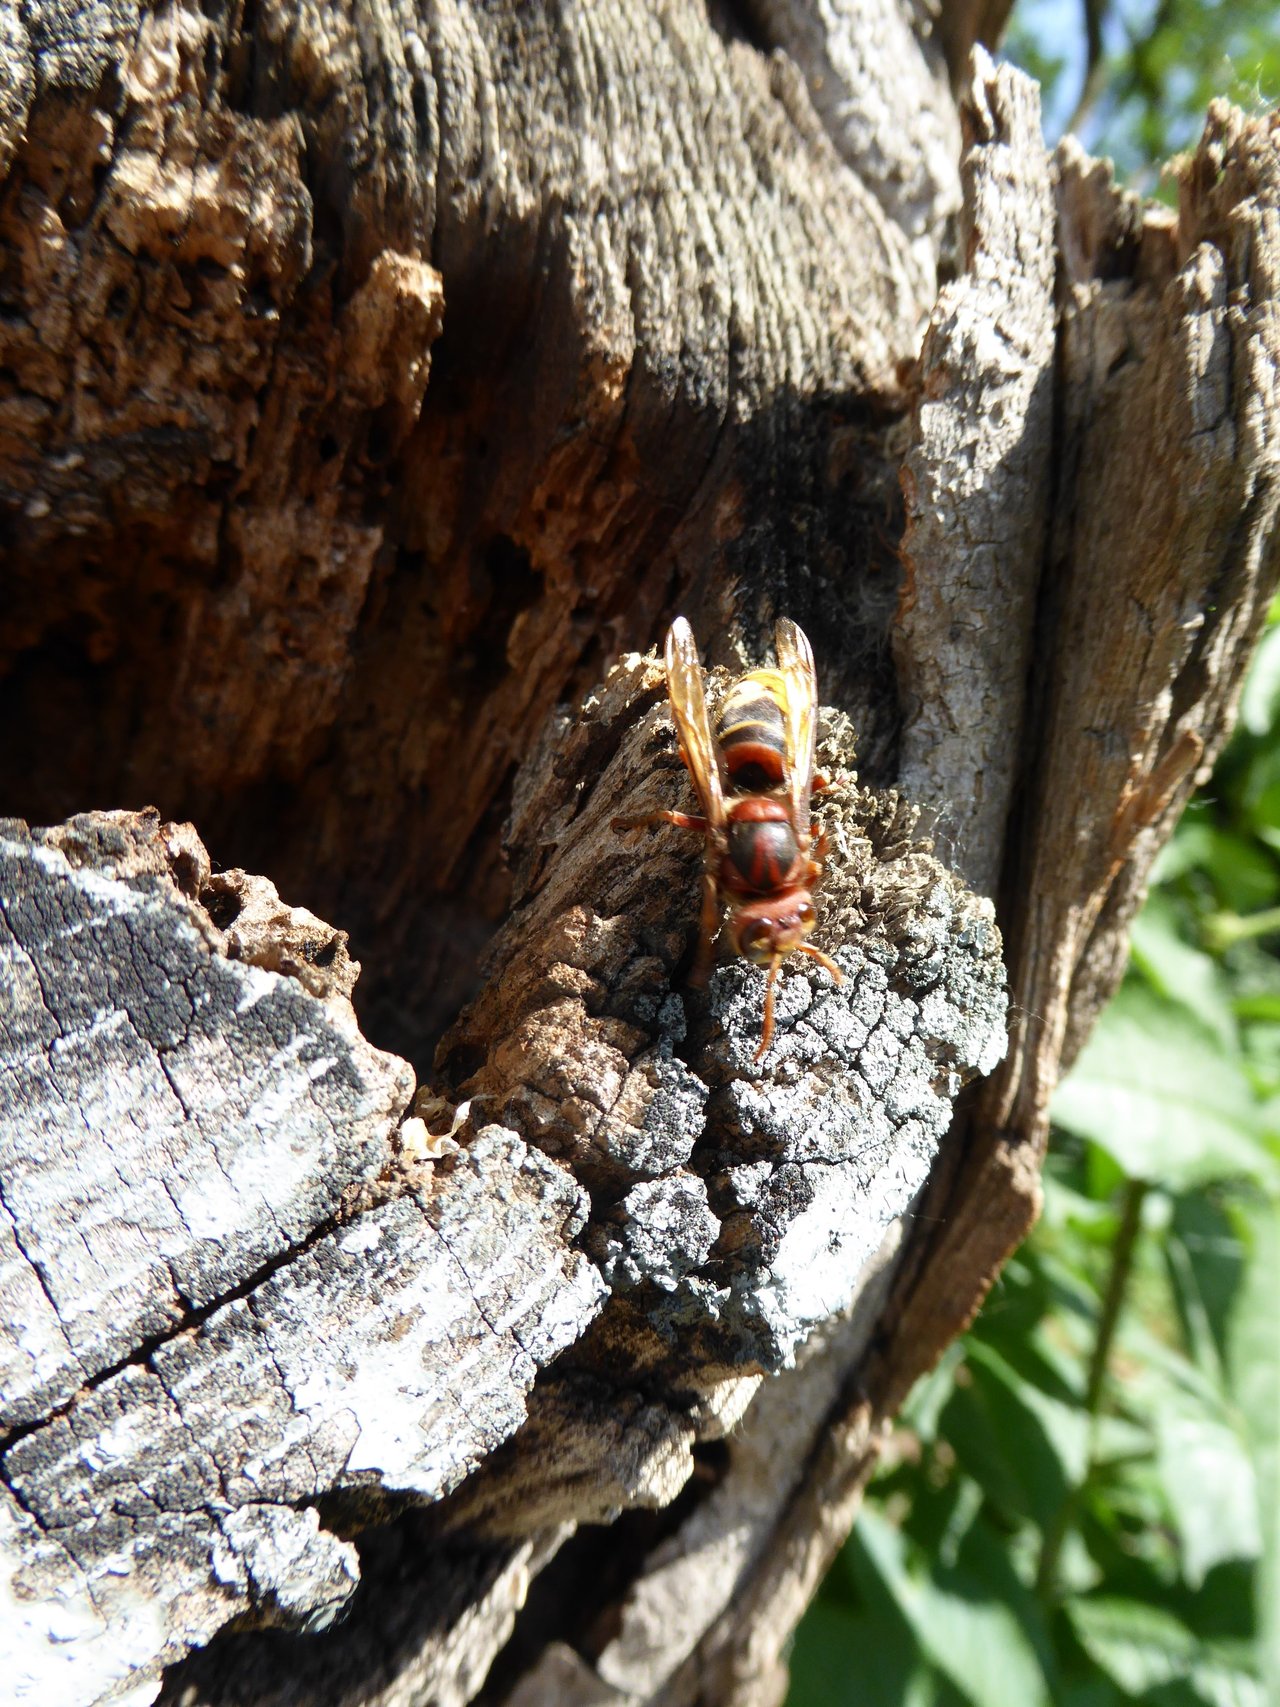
<box><xmin>0</xmin><ymin>3</ymin><xmax>1277</xmax><ymax>1704</ymax></box>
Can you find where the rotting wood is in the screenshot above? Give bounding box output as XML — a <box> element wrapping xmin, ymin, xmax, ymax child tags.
<box><xmin>866</xmin><ymin>95</ymin><xmax>1280</xmax><ymax>1481</ymax></box>
<box><xmin>896</xmin><ymin>48</ymin><xmax>1057</xmax><ymax>899</ymax></box>
<box><xmin>0</xmin><ymin>3</ymin><xmax>1278</xmax><ymax>1706</ymax></box>
<box><xmin>0</xmin><ymin>811</ymin><xmax>606</xmax><ymax>1702</ymax></box>
<box><xmin>1</xmin><ymin>667</ymin><xmax>1007</xmax><ymax>1703</ymax></box>
<box><xmin>0</xmin><ymin>0</ymin><xmax>930</xmax><ymax>1063</ymax></box>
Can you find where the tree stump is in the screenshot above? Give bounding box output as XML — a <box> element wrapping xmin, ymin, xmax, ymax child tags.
<box><xmin>1</xmin><ymin>4</ymin><xmax>1278</xmax><ymax>1705</ymax></box>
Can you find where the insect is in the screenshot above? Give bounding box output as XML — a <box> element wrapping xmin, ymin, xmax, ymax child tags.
<box><xmin>614</xmin><ymin>615</ymin><xmax>842</xmax><ymax>1058</ymax></box>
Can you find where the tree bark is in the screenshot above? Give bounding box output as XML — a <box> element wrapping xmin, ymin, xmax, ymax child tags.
<box><xmin>0</xmin><ymin>4</ymin><xmax>1277</xmax><ymax>1706</ymax></box>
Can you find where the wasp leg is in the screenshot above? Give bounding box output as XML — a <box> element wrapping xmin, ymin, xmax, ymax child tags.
<box><xmin>688</xmin><ymin>867</ymin><xmax>722</xmax><ymax>987</ymax></box>
<box><xmin>611</xmin><ymin>809</ymin><xmax>709</xmax><ymax>833</ymax></box>
<box><xmin>797</xmin><ymin>942</ymin><xmax>843</xmax><ymax>983</ymax></box>
<box><xmin>753</xmin><ymin>955</ymin><xmax>783</xmax><ymax>1060</ymax></box>
<box><xmin>803</xmin><ymin>828</ymin><xmax>831</xmax><ymax>885</ymax></box>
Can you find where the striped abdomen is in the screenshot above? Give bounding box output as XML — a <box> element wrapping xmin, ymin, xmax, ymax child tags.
<box><xmin>717</xmin><ymin>668</ymin><xmax>787</xmax><ymax>795</ymax></box>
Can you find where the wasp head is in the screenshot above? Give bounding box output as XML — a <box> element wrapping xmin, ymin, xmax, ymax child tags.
<box><xmin>729</xmin><ymin>895</ymin><xmax>817</xmax><ymax>965</ymax></box>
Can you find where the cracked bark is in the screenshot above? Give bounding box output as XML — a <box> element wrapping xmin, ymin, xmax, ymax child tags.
<box><xmin>1</xmin><ymin>5</ymin><xmax>1278</xmax><ymax>1707</ymax></box>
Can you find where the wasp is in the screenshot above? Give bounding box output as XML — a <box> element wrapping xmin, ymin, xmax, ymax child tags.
<box><xmin>614</xmin><ymin>616</ymin><xmax>842</xmax><ymax>1058</ymax></box>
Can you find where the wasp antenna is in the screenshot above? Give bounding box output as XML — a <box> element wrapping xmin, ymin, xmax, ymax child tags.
<box><xmin>754</xmin><ymin>956</ymin><xmax>782</xmax><ymax>1061</ymax></box>
<box><xmin>799</xmin><ymin>943</ymin><xmax>843</xmax><ymax>983</ymax></box>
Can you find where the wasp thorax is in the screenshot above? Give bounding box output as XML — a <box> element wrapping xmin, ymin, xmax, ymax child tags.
<box><xmin>726</xmin><ymin>817</ymin><xmax>799</xmax><ymax>893</ymax></box>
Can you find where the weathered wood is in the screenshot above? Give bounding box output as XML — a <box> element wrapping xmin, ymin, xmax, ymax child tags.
<box><xmin>439</xmin><ymin>648</ymin><xmax>1007</xmax><ymax>1367</ymax></box>
<box><xmin>0</xmin><ymin>0</ymin><xmax>928</xmax><ymax>1062</ymax></box>
<box><xmin>0</xmin><ymin>812</ymin><xmax>610</xmax><ymax>1704</ymax></box>
<box><xmin>0</xmin><ymin>812</ymin><xmax>409</xmax><ymax>1429</ymax></box>
<box><xmin>1</xmin><ymin>620</ymin><xmax>1009</xmax><ymax>1701</ymax></box>
<box><xmin>896</xmin><ymin>49</ymin><xmax>1057</xmax><ymax>897</ymax></box>
<box><xmin>1</xmin><ymin>2</ymin><xmax>1278</xmax><ymax>1705</ymax></box>
<box><xmin>869</xmin><ymin>98</ymin><xmax>1280</xmax><ymax>1432</ymax></box>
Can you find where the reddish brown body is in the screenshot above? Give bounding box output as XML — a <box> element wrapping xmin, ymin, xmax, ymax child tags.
<box><xmin>725</xmin><ymin>800</ymin><xmax>799</xmax><ymax>896</ymax></box>
<box><xmin>613</xmin><ymin>619</ymin><xmax>842</xmax><ymax>1058</ymax></box>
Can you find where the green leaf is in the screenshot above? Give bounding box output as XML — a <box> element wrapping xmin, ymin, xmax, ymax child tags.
<box><xmin>1209</xmin><ymin>830</ymin><xmax>1280</xmax><ymax>916</ymax></box>
<box><xmin>1047</xmin><ymin>1522</ymin><xmax>1106</xmax><ymax>1600</ymax></box>
<box><xmin>1239</xmin><ymin>1023</ymin><xmax>1280</xmax><ymax>1104</ymax></box>
<box><xmin>788</xmin><ymin>1597</ymin><xmax>937</xmax><ymax>1707</ymax></box>
<box><xmin>1066</xmin><ymin>1597</ymin><xmax>1264</xmax><ymax>1705</ymax></box>
<box><xmin>1090</xmin><ymin>1410</ymin><xmax>1152</xmax><ymax>1467</ymax></box>
<box><xmin>941</xmin><ymin>1342</ymin><xmax>1087</xmax><ymax>1533</ymax></box>
<box><xmin>1057</xmin><ymin>1683</ymin><xmax>1124</xmax><ymax>1707</ymax></box>
<box><xmin>1155</xmin><ymin>1410</ymin><xmax>1262</xmax><ymax>1587</ymax></box>
<box><xmin>1084</xmin><ymin>1141</ymin><xmax>1130</xmax><ymax>1203</ymax></box>
<box><xmin>1129</xmin><ymin>898</ymin><xmax>1239</xmax><ymax>1053</ymax></box>
<box><xmin>967</xmin><ymin>1261</ymin><xmax>1091</xmax><ymax>1408</ymax></box>
<box><xmin>854</xmin><ymin>1507</ymin><xmax>1055</xmax><ymax>1707</ymax></box>
<box><xmin>899</xmin><ymin>1340</ymin><xmax>966</xmax><ymax>1445</ymax></box>
<box><xmin>1074</xmin><ymin>1483</ymin><xmax>1181</xmax><ymax>1602</ymax></box>
<box><xmin>1164</xmin><ymin>1193</ymin><xmax>1246</xmax><ymax>1383</ymax></box>
<box><xmin>1052</xmin><ymin>982</ymin><xmax>1276</xmax><ymax>1190</ymax></box>
<box><xmin>1225</xmin><ymin>1196</ymin><xmax>1280</xmax><ymax>1704</ymax></box>
<box><xmin>1242</xmin><ymin>743</ymin><xmax>1280</xmax><ymax>844</ymax></box>
<box><xmin>1258</xmin><ymin>1088</ymin><xmax>1280</xmax><ymax>1137</ymax></box>
<box><xmin>1039</xmin><ymin>1167</ymin><xmax>1118</xmax><ymax>1239</ymax></box>
<box><xmin>1157</xmin><ymin>823</ymin><xmax>1280</xmax><ymax>916</ymax></box>
<box><xmin>1239</xmin><ymin>623</ymin><xmax>1280</xmax><ymax>737</ymax></box>
<box><xmin>1114</xmin><ymin>1304</ymin><xmax>1239</xmax><ymax>1422</ymax></box>
<box><xmin>1151</xmin><ymin>816</ymin><xmax>1217</xmax><ymax>887</ymax></box>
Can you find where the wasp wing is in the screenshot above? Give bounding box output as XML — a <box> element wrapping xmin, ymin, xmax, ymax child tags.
<box><xmin>665</xmin><ymin>617</ymin><xmax>726</xmax><ymax>829</ymax></box>
<box><xmin>775</xmin><ymin>617</ymin><xmax>819</xmax><ymax>838</ymax></box>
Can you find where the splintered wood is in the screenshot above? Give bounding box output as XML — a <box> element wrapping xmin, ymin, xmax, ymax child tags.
<box><xmin>0</xmin><ymin>0</ymin><xmax>1277</xmax><ymax>1702</ymax></box>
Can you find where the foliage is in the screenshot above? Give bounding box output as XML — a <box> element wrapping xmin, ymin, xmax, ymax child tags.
<box><xmin>788</xmin><ymin>9</ymin><xmax>1280</xmax><ymax>1702</ymax></box>
<box><xmin>789</xmin><ymin>589</ymin><xmax>1280</xmax><ymax>1704</ymax></box>
<box><xmin>1005</xmin><ymin>0</ymin><xmax>1280</xmax><ymax>185</ymax></box>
